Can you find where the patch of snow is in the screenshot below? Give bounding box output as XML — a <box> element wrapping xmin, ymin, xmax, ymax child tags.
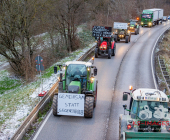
<box><xmin>0</xmin><ymin>105</ymin><xmax>30</xmax><ymax>140</ymax></box>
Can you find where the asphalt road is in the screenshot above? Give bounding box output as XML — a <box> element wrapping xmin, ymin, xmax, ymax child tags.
<box><xmin>33</xmin><ymin>21</ymin><xmax>170</xmax><ymax>140</ymax></box>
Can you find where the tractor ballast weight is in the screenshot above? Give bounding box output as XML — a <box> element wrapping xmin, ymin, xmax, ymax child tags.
<box><xmin>119</xmin><ymin>87</ymin><xmax>170</xmax><ymax>140</ymax></box>
<box><xmin>128</xmin><ymin>19</ymin><xmax>140</xmax><ymax>35</ymax></box>
<box><xmin>52</xmin><ymin>61</ymin><xmax>98</xmax><ymax>118</ymax></box>
<box><xmin>92</xmin><ymin>26</ymin><xmax>116</xmax><ymax>59</ymax></box>
<box><xmin>113</xmin><ymin>22</ymin><xmax>131</xmax><ymax>43</ymax></box>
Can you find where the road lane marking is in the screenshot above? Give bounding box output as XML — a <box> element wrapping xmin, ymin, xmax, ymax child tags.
<box><xmin>33</xmin><ymin>110</ymin><xmax>52</xmax><ymax>140</ymax></box>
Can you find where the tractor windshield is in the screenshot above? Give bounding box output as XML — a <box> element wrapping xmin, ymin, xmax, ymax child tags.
<box><xmin>131</xmin><ymin>100</ymin><xmax>168</xmax><ymax>120</ymax></box>
<box><xmin>142</xmin><ymin>14</ymin><xmax>151</xmax><ymax>19</ymax></box>
<box><xmin>66</xmin><ymin>64</ymin><xmax>87</xmax><ymax>87</ymax></box>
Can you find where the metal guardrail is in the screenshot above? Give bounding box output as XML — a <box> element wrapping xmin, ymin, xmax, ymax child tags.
<box><xmin>158</xmin><ymin>56</ymin><xmax>170</xmax><ymax>93</ymax></box>
<box><xmin>11</xmin><ymin>45</ymin><xmax>95</xmax><ymax>140</ymax></box>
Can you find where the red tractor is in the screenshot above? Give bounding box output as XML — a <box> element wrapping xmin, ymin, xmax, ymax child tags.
<box><xmin>95</xmin><ymin>36</ymin><xmax>116</xmax><ymax>59</ymax></box>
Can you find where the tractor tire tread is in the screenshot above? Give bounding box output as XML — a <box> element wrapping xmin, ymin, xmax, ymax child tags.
<box><xmin>84</xmin><ymin>96</ymin><xmax>94</xmax><ymax>118</ymax></box>
<box><xmin>52</xmin><ymin>95</ymin><xmax>58</xmax><ymax>116</ymax></box>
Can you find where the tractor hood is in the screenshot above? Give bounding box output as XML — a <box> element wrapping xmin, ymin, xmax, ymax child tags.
<box><xmin>68</xmin><ymin>81</ymin><xmax>81</xmax><ymax>94</ymax></box>
<box><xmin>100</xmin><ymin>41</ymin><xmax>107</xmax><ymax>50</ymax></box>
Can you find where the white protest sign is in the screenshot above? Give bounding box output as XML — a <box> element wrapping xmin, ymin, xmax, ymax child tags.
<box><xmin>113</xmin><ymin>22</ymin><xmax>128</xmax><ymax>29</ymax></box>
<box><xmin>58</xmin><ymin>93</ymin><xmax>85</xmax><ymax>116</ymax></box>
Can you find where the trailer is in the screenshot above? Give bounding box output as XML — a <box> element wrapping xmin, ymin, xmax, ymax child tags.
<box><xmin>141</xmin><ymin>8</ymin><xmax>163</xmax><ymax>27</ymax></box>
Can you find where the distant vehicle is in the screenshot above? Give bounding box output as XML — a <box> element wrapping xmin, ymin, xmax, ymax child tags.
<box><xmin>92</xmin><ymin>26</ymin><xmax>116</xmax><ymax>59</ymax></box>
<box><xmin>141</xmin><ymin>8</ymin><xmax>163</xmax><ymax>27</ymax></box>
<box><xmin>168</xmin><ymin>16</ymin><xmax>170</xmax><ymax>20</ymax></box>
<box><xmin>113</xmin><ymin>22</ymin><xmax>131</xmax><ymax>43</ymax></box>
<box><xmin>128</xmin><ymin>19</ymin><xmax>140</xmax><ymax>35</ymax></box>
<box><xmin>163</xmin><ymin>16</ymin><xmax>167</xmax><ymax>21</ymax></box>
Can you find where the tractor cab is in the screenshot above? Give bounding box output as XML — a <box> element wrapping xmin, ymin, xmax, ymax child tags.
<box><xmin>66</xmin><ymin>63</ymin><xmax>88</xmax><ymax>93</ymax></box>
<box><xmin>119</xmin><ymin>86</ymin><xmax>170</xmax><ymax>140</ymax></box>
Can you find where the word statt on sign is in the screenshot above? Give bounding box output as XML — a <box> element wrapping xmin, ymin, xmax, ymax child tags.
<box><xmin>57</xmin><ymin>93</ymin><xmax>85</xmax><ymax>116</ymax></box>
<box><xmin>113</xmin><ymin>22</ymin><xmax>128</xmax><ymax>29</ymax></box>
<box><xmin>92</xmin><ymin>26</ymin><xmax>112</xmax><ymax>37</ymax></box>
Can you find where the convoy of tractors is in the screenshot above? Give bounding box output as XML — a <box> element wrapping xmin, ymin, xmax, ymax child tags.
<box><xmin>52</xmin><ymin>8</ymin><xmax>170</xmax><ymax>140</ymax></box>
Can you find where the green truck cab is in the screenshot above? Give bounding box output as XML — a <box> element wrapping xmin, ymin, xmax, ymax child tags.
<box><xmin>141</xmin><ymin>9</ymin><xmax>163</xmax><ymax>27</ymax></box>
<box><xmin>119</xmin><ymin>87</ymin><xmax>170</xmax><ymax>140</ymax></box>
<box><xmin>52</xmin><ymin>61</ymin><xmax>98</xmax><ymax>118</ymax></box>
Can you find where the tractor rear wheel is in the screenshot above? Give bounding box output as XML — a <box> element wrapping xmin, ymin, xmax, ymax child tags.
<box><xmin>84</xmin><ymin>96</ymin><xmax>94</xmax><ymax>118</ymax></box>
<box><xmin>53</xmin><ymin>94</ymin><xmax>58</xmax><ymax>116</ymax></box>
<box><xmin>95</xmin><ymin>48</ymin><xmax>98</xmax><ymax>58</ymax></box>
<box><xmin>114</xmin><ymin>35</ymin><xmax>118</xmax><ymax>42</ymax></box>
<box><xmin>135</xmin><ymin>29</ymin><xmax>137</xmax><ymax>35</ymax></box>
<box><xmin>108</xmin><ymin>49</ymin><xmax>111</xmax><ymax>59</ymax></box>
<box><xmin>94</xmin><ymin>83</ymin><xmax>98</xmax><ymax>108</ymax></box>
<box><xmin>112</xmin><ymin>45</ymin><xmax>116</xmax><ymax>56</ymax></box>
<box><xmin>125</xmin><ymin>36</ymin><xmax>129</xmax><ymax>43</ymax></box>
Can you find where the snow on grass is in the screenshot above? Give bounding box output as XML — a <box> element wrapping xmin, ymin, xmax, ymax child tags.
<box><xmin>0</xmin><ymin>41</ymin><xmax>96</xmax><ymax>140</ymax></box>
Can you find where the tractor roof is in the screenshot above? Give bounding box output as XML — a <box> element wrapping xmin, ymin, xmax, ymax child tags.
<box><xmin>129</xmin><ymin>19</ymin><xmax>138</xmax><ymax>22</ymax></box>
<box><xmin>132</xmin><ymin>88</ymin><xmax>169</xmax><ymax>102</ymax></box>
<box><xmin>65</xmin><ymin>61</ymin><xmax>92</xmax><ymax>67</ymax></box>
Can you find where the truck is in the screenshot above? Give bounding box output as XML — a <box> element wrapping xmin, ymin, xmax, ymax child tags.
<box><xmin>141</xmin><ymin>8</ymin><xmax>163</xmax><ymax>27</ymax></box>
<box><xmin>119</xmin><ymin>86</ymin><xmax>170</xmax><ymax>140</ymax></box>
<box><xmin>92</xmin><ymin>26</ymin><xmax>116</xmax><ymax>59</ymax></box>
<box><xmin>113</xmin><ymin>22</ymin><xmax>131</xmax><ymax>43</ymax></box>
<box><xmin>52</xmin><ymin>61</ymin><xmax>98</xmax><ymax>118</ymax></box>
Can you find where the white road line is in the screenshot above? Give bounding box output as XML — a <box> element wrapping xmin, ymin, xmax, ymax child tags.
<box><xmin>151</xmin><ymin>25</ymin><xmax>170</xmax><ymax>89</ymax></box>
<box><xmin>33</xmin><ymin>110</ymin><xmax>52</xmax><ymax>140</ymax></box>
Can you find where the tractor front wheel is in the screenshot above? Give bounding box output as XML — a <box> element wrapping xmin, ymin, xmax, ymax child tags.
<box><xmin>84</xmin><ymin>96</ymin><xmax>94</xmax><ymax>118</ymax></box>
<box><xmin>108</xmin><ymin>49</ymin><xmax>111</xmax><ymax>59</ymax></box>
<box><xmin>53</xmin><ymin>94</ymin><xmax>59</xmax><ymax>116</ymax></box>
<box><xmin>125</xmin><ymin>36</ymin><xmax>129</xmax><ymax>43</ymax></box>
<box><xmin>95</xmin><ymin>48</ymin><xmax>98</xmax><ymax>58</ymax></box>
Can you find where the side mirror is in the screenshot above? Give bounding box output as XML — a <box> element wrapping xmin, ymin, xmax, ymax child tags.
<box><xmin>94</xmin><ymin>68</ymin><xmax>97</xmax><ymax>76</ymax></box>
<box><xmin>123</xmin><ymin>93</ymin><xmax>128</xmax><ymax>101</ymax></box>
<box><xmin>54</xmin><ymin>66</ymin><xmax>57</xmax><ymax>74</ymax></box>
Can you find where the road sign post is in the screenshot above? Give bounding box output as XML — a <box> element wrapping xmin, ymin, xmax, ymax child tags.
<box><xmin>35</xmin><ymin>55</ymin><xmax>45</xmax><ymax>97</ymax></box>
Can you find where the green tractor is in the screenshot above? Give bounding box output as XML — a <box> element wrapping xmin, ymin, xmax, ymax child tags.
<box><xmin>114</xmin><ymin>29</ymin><xmax>131</xmax><ymax>43</ymax></box>
<box><xmin>52</xmin><ymin>61</ymin><xmax>98</xmax><ymax>118</ymax></box>
<box><xmin>113</xmin><ymin>22</ymin><xmax>131</xmax><ymax>43</ymax></box>
<box><xmin>128</xmin><ymin>19</ymin><xmax>140</xmax><ymax>35</ymax></box>
<box><xmin>119</xmin><ymin>86</ymin><xmax>170</xmax><ymax>140</ymax></box>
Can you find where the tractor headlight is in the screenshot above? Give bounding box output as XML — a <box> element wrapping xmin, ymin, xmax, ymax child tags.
<box><xmin>90</xmin><ymin>76</ymin><xmax>94</xmax><ymax>83</ymax></box>
<box><xmin>141</xmin><ymin>22</ymin><xmax>143</xmax><ymax>24</ymax></box>
<box><xmin>87</xmin><ymin>67</ymin><xmax>90</xmax><ymax>71</ymax></box>
<box><xmin>128</xmin><ymin>30</ymin><xmax>130</xmax><ymax>33</ymax></box>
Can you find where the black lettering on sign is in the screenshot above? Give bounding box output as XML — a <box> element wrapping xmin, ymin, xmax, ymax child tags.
<box><xmin>92</xmin><ymin>26</ymin><xmax>112</xmax><ymax>37</ymax></box>
<box><xmin>58</xmin><ymin>108</ymin><xmax>84</xmax><ymax>115</ymax></box>
<box><xmin>59</xmin><ymin>94</ymin><xmax>84</xmax><ymax>100</ymax></box>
